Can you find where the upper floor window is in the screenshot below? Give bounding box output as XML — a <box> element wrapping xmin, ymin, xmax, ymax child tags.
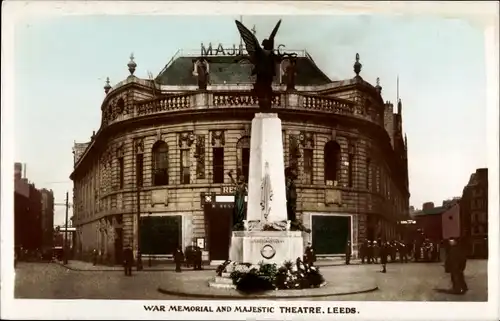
<box><xmin>303</xmin><ymin>149</ymin><xmax>314</xmax><ymax>184</ymax></box>
<box><xmin>152</xmin><ymin>141</ymin><xmax>169</xmax><ymax>186</ymax></box>
<box><xmin>117</xmin><ymin>98</ymin><xmax>125</xmax><ymax>114</ymax></box>
<box><xmin>180</xmin><ymin>149</ymin><xmax>191</xmax><ymax>184</ymax></box>
<box><xmin>236</xmin><ymin>136</ymin><xmax>250</xmax><ymax>182</ymax></box>
<box><xmin>136</xmin><ymin>154</ymin><xmax>144</xmax><ymax>188</ymax></box>
<box><xmin>213</xmin><ymin>147</ymin><xmax>224</xmax><ymax>184</ymax></box>
<box><xmin>324</xmin><ymin>140</ymin><xmax>341</xmax><ymax>185</ymax></box>
<box><xmin>366</xmin><ymin>158</ymin><xmax>371</xmax><ymax>190</ymax></box>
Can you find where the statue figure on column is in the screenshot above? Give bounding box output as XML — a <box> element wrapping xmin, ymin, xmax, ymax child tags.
<box><xmin>228</xmin><ymin>170</ymin><xmax>247</xmax><ymax>230</ymax></box>
<box><xmin>285</xmin><ymin>166</ymin><xmax>311</xmax><ymax>233</ymax></box>
<box><xmin>235</xmin><ymin>19</ymin><xmax>282</xmax><ymax>110</ymax></box>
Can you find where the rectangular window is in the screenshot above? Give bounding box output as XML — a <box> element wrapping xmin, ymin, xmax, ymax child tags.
<box><xmin>118</xmin><ymin>157</ymin><xmax>124</xmax><ymax>189</ymax></box>
<box><xmin>366</xmin><ymin>158</ymin><xmax>371</xmax><ymax>189</ymax></box>
<box><xmin>136</xmin><ymin>154</ymin><xmax>144</xmax><ymax>188</ymax></box>
<box><xmin>303</xmin><ymin>149</ymin><xmax>313</xmax><ymax>184</ymax></box>
<box><xmin>181</xmin><ymin>149</ymin><xmax>190</xmax><ymax>184</ymax></box>
<box><xmin>242</xmin><ymin>147</ymin><xmax>250</xmax><ymax>182</ymax></box>
<box><xmin>213</xmin><ymin>147</ymin><xmax>224</xmax><ymax>184</ymax></box>
<box><xmin>348</xmin><ymin>154</ymin><xmax>354</xmax><ymax>188</ymax></box>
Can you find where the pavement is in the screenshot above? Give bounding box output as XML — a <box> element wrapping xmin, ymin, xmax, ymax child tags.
<box><xmin>157</xmin><ymin>265</ymin><xmax>378</xmax><ymax>299</ymax></box>
<box><xmin>55</xmin><ymin>257</ymin><xmax>360</xmax><ymax>272</ymax></box>
<box><xmin>14</xmin><ymin>260</ymin><xmax>488</xmax><ymax>301</ymax></box>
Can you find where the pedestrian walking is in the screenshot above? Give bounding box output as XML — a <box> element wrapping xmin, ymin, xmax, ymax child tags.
<box><xmin>445</xmin><ymin>238</ymin><xmax>468</xmax><ymax>294</ymax></box>
<box><xmin>380</xmin><ymin>241</ymin><xmax>388</xmax><ymax>273</ymax></box>
<box><xmin>303</xmin><ymin>241</ymin><xmax>317</xmax><ymax>266</ymax></box>
<box><xmin>173</xmin><ymin>247</ymin><xmax>184</xmax><ymax>273</ymax></box>
<box><xmin>345</xmin><ymin>241</ymin><xmax>352</xmax><ymax>265</ymax></box>
<box><xmin>92</xmin><ymin>248</ymin><xmax>98</xmax><ymax>266</ymax></box>
<box><xmin>373</xmin><ymin>240</ymin><xmax>380</xmax><ymax>264</ymax></box>
<box><xmin>123</xmin><ymin>247</ymin><xmax>133</xmax><ymax>276</ymax></box>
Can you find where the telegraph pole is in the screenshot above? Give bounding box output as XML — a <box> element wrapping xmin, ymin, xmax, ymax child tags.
<box><xmin>63</xmin><ymin>191</ymin><xmax>69</xmax><ymax>264</ymax></box>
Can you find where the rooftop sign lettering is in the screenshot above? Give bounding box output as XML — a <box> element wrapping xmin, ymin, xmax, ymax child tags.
<box><xmin>201</xmin><ymin>43</ymin><xmax>288</xmax><ymax>57</ymax></box>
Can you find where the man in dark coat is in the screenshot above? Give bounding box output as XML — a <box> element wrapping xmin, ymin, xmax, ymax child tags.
<box><xmin>360</xmin><ymin>240</ymin><xmax>367</xmax><ymax>264</ymax></box>
<box><xmin>303</xmin><ymin>242</ymin><xmax>316</xmax><ymax>266</ymax></box>
<box><xmin>345</xmin><ymin>241</ymin><xmax>352</xmax><ymax>265</ymax></box>
<box><xmin>193</xmin><ymin>246</ymin><xmax>203</xmax><ymax>270</ymax></box>
<box><xmin>173</xmin><ymin>247</ymin><xmax>184</xmax><ymax>273</ymax></box>
<box><xmin>445</xmin><ymin>238</ymin><xmax>468</xmax><ymax>294</ymax></box>
<box><xmin>380</xmin><ymin>241</ymin><xmax>388</xmax><ymax>273</ymax></box>
<box><xmin>367</xmin><ymin>241</ymin><xmax>373</xmax><ymax>264</ymax></box>
<box><xmin>123</xmin><ymin>247</ymin><xmax>134</xmax><ymax>276</ymax></box>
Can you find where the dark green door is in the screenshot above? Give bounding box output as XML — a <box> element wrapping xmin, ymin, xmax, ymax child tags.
<box><xmin>140</xmin><ymin>216</ymin><xmax>182</xmax><ymax>255</ymax></box>
<box><xmin>312</xmin><ymin>215</ymin><xmax>350</xmax><ymax>255</ymax></box>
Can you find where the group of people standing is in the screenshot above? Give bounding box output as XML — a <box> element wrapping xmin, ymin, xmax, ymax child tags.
<box><xmin>358</xmin><ymin>239</ymin><xmax>411</xmax><ymax>267</ymax></box>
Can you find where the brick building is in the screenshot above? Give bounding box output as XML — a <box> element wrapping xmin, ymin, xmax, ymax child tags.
<box><xmin>412</xmin><ymin>199</ymin><xmax>460</xmax><ymax>242</ymax></box>
<box><xmin>70</xmin><ymin>45</ymin><xmax>410</xmax><ymax>264</ymax></box>
<box><xmin>460</xmin><ymin>168</ymin><xmax>488</xmax><ymax>258</ymax></box>
<box><xmin>14</xmin><ymin>163</ymin><xmax>43</xmax><ymax>252</ymax></box>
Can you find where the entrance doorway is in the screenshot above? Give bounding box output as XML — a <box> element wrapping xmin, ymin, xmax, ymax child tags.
<box><xmin>204</xmin><ymin>203</ymin><xmax>233</xmax><ymax>261</ymax></box>
<box><xmin>114</xmin><ymin>227</ymin><xmax>123</xmax><ymax>265</ymax></box>
<box><xmin>140</xmin><ymin>215</ymin><xmax>182</xmax><ymax>255</ymax></box>
<box><xmin>311</xmin><ymin>214</ymin><xmax>351</xmax><ymax>255</ymax></box>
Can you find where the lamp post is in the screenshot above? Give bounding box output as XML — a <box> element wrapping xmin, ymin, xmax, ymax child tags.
<box><xmin>136</xmin><ymin>185</ymin><xmax>143</xmax><ymax>271</ymax></box>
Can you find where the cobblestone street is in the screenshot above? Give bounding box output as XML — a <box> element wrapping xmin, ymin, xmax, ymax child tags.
<box><xmin>14</xmin><ymin>260</ymin><xmax>487</xmax><ymax>301</ymax></box>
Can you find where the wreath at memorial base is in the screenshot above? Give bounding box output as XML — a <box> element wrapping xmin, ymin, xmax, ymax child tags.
<box><xmin>216</xmin><ymin>258</ymin><xmax>325</xmax><ymax>294</ymax></box>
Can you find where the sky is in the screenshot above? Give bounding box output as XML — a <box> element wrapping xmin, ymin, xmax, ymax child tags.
<box><xmin>13</xmin><ymin>14</ymin><xmax>488</xmax><ymax>225</ymax></box>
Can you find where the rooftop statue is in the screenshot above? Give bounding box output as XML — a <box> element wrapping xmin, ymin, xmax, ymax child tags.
<box><xmin>235</xmin><ymin>19</ymin><xmax>283</xmax><ymax>110</ymax></box>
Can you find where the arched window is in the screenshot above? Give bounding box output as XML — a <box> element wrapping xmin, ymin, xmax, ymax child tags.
<box><xmin>236</xmin><ymin>136</ymin><xmax>250</xmax><ymax>182</ymax></box>
<box><xmin>152</xmin><ymin>141</ymin><xmax>169</xmax><ymax>186</ymax></box>
<box><xmin>324</xmin><ymin>141</ymin><xmax>341</xmax><ymax>185</ymax></box>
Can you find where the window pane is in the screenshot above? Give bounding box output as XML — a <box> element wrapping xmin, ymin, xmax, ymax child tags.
<box><xmin>118</xmin><ymin>157</ymin><xmax>124</xmax><ymax>189</ymax></box>
<box><xmin>213</xmin><ymin>147</ymin><xmax>224</xmax><ymax>184</ymax></box>
<box><xmin>181</xmin><ymin>150</ymin><xmax>190</xmax><ymax>184</ymax></box>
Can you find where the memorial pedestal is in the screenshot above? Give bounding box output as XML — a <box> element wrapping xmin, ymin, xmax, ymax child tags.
<box><xmin>229</xmin><ymin>231</ymin><xmax>304</xmax><ymax>265</ymax></box>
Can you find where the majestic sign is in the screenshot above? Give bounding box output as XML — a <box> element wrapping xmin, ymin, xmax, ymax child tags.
<box><xmin>201</xmin><ymin>42</ymin><xmax>287</xmax><ymax>57</ymax></box>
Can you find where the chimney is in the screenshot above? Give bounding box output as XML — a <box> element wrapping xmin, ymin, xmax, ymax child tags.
<box><xmin>422</xmin><ymin>202</ymin><xmax>434</xmax><ymax>211</ymax></box>
<box><xmin>14</xmin><ymin>163</ymin><xmax>22</xmax><ymax>181</ymax></box>
<box><xmin>23</xmin><ymin>163</ymin><xmax>27</xmax><ymax>178</ymax></box>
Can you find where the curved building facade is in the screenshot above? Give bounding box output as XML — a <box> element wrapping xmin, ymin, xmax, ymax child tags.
<box><xmin>70</xmin><ymin>48</ymin><xmax>410</xmax><ymax>264</ymax></box>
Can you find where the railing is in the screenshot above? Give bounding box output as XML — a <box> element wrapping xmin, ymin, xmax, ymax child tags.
<box><xmin>301</xmin><ymin>94</ymin><xmax>354</xmax><ymax>115</ymax></box>
<box><xmin>103</xmin><ymin>90</ymin><xmax>377</xmax><ymax>126</ymax></box>
<box><xmin>136</xmin><ymin>94</ymin><xmax>191</xmax><ymax>116</ymax></box>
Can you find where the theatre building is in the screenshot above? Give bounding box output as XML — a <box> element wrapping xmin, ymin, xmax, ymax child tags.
<box><xmin>70</xmin><ymin>45</ymin><xmax>410</xmax><ymax>264</ymax></box>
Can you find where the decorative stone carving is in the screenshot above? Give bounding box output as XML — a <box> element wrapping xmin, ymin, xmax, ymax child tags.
<box><xmin>192</xmin><ymin>58</ymin><xmax>210</xmax><ymax>90</ymax></box>
<box><xmin>116</xmin><ymin>144</ymin><xmax>124</xmax><ymax>158</ymax></box>
<box><xmin>178</xmin><ymin>131</ymin><xmax>195</xmax><ymax>148</ymax></box>
<box><xmin>331</xmin><ymin>129</ymin><xmax>337</xmax><ymax>141</ymax></box>
<box><xmin>151</xmin><ymin>189</ymin><xmax>169</xmax><ymax>207</ymax></box>
<box><xmin>325</xmin><ymin>189</ymin><xmax>342</xmax><ymax>205</ymax></box>
<box><xmin>210</xmin><ymin>130</ymin><xmax>225</xmax><ymax>147</ymax></box>
<box><xmin>194</xmin><ymin>134</ymin><xmax>206</xmax><ymax>179</ymax></box>
<box><xmin>241</xmin><ymin>124</ymin><xmax>251</xmax><ymax>137</ymax></box>
<box><xmin>134</xmin><ymin>137</ymin><xmax>144</xmax><ymax>154</ymax></box>
<box><xmin>299</xmin><ymin>131</ymin><xmax>314</xmax><ymax>149</ymax></box>
<box><xmin>117</xmin><ymin>193</ymin><xmax>123</xmax><ymax>209</ymax></box>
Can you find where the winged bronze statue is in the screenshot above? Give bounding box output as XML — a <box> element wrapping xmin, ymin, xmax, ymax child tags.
<box><xmin>235</xmin><ymin>19</ymin><xmax>282</xmax><ymax>110</ymax></box>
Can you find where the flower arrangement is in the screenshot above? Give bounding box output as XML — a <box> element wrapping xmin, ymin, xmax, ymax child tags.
<box><xmin>215</xmin><ymin>258</ymin><xmax>325</xmax><ymax>294</ymax></box>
